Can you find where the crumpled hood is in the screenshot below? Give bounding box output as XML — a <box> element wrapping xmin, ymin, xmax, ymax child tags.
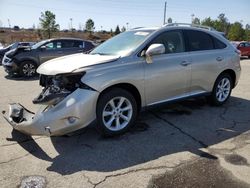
<box><xmin>37</xmin><ymin>53</ymin><xmax>120</xmax><ymax>75</ymax></box>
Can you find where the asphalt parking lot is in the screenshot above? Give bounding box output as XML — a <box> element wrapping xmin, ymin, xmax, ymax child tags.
<box><xmin>0</xmin><ymin>59</ymin><xmax>250</xmax><ymax>188</ymax></box>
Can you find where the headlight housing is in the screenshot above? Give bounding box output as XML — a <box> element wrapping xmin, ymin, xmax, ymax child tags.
<box><xmin>33</xmin><ymin>72</ymin><xmax>86</xmax><ymax>105</ymax></box>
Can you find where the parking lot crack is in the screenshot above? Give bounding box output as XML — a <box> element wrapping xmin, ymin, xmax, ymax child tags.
<box><xmin>150</xmin><ymin>111</ymin><xmax>208</xmax><ymax>148</ymax></box>
<box><xmin>0</xmin><ymin>152</ymin><xmax>31</xmax><ymax>165</ymax></box>
<box><xmin>1</xmin><ymin>136</ymin><xmax>45</xmax><ymax>147</ymax></box>
<box><xmin>92</xmin><ymin>162</ymin><xmax>189</xmax><ymax>188</ymax></box>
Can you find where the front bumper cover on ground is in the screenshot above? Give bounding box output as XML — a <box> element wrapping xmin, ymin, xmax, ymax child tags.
<box><xmin>2</xmin><ymin>89</ymin><xmax>99</xmax><ymax>136</ymax></box>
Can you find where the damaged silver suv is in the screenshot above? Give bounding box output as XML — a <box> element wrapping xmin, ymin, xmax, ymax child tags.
<box><xmin>3</xmin><ymin>23</ymin><xmax>241</xmax><ymax>136</ymax></box>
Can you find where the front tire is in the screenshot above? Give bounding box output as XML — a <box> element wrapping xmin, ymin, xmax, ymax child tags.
<box><xmin>20</xmin><ymin>61</ymin><xmax>37</xmax><ymax>77</ymax></box>
<box><xmin>96</xmin><ymin>88</ymin><xmax>138</xmax><ymax>136</ymax></box>
<box><xmin>209</xmin><ymin>73</ymin><xmax>232</xmax><ymax>106</ymax></box>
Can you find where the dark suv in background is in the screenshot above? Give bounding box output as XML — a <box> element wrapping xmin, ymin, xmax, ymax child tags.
<box><xmin>2</xmin><ymin>38</ymin><xmax>95</xmax><ymax>77</ymax></box>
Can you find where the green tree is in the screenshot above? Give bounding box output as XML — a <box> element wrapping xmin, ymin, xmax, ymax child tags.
<box><xmin>201</xmin><ymin>17</ymin><xmax>215</xmax><ymax>28</ymax></box>
<box><xmin>167</xmin><ymin>17</ymin><xmax>172</xmax><ymax>24</ymax></box>
<box><xmin>192</xmin><ymin>17</ymin><xmax>200</xmax><ymax>25</ymax></box>
<box><xmin>85</xmin><ymin>19</ymin><xmax>95</xmax><ymax>32</ymax></box>
<box><xmin>115</xmin><ymin>25</ymin><xmax>121</xmax><ymax>35</ymax></box>
<box><xmin>228</xmin><ymin>22</ymin><xmax>244</xmax><ymax>41</ymax></box>
<box><xmin>39</xmin><ymin>10</ymin><xmax>59</xmax><ymax>38</ymax></box>
<box><xmin>121</xmin><ymin>26</ymin><xmax>126</xmax><ymax>32</ymax></box>
<box><xmin>245</xmin><ymin>24</ymin><xmax>250</xmax><ymax>41</ymax></box>
<box><xmin>214</xmin><ymin>13</ymin><xmax>230</xmax><ymax>34</ymax></box>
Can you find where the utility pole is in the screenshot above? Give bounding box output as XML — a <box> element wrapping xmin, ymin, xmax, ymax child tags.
<box><xmin>163</xmin><ymin>1</ymin><xmax>167</xmax><ymax>25</ymax></box>
<box><xmin>191</xmin><ymin>14</ymin><xmax>194</xmax><ymax>24</ymax></box>
<box><xmin>70</xmin><ymin>18</ymin><xmax>73</xmax><ymax>31</ymax></box>
<box><xmin>8</xmin><ymin>19</ymin><xmax>11</xmax><ymax>28</ymax></box>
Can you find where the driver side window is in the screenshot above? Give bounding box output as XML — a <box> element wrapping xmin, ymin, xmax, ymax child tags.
<box><xmin>151</xmin><ymin>30</ymin><xmax>185</xmax><ymax>54</ymax></box>
<box><xmin>45</xmin><ymin>42</ymin><xmax>54</xmax><ymax>49</ymax></box>
<box><xmin>44</xmin><ymin>41</ymin><xmax>62</xmax><ymax>50</ymax></box>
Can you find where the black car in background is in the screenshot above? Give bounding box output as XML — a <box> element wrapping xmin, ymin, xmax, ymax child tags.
<box><xmin>2</xmin><ymin>38</ymin><xmax>96</xmax><ymax>77</ymax></box>
<box><xmin>0</xmin><ymin>42</ymin><xmax>34</xmax><ymax>64</ymax></box>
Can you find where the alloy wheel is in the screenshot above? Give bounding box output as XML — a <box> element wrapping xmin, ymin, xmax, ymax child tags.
<box><xmin>102</xmin><ymin>96</ymin><xmax>133</xmax><ymax>131</ymax></box>
<box><xmin>22</xmin><ymin>63</ymin><xmax>36</xmax><ymax>77</ymax></box>
<box><xmin>216</xmin><ymin>77</ymin><xmax>231</xmax><ymax>102</ymax></box>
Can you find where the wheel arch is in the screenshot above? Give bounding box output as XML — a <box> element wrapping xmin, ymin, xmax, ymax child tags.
<box><xmin>19</xmin><ymin>58</ymin><xmax>38</xmax><ymax>67</ymax></box>
<box><xmin>218</xmin><ymin>69</ymin><xmax>236</xmax><ymax>88</ymax></box>
<box><xmin>98</xmin><ymin>83</ymin><xmax>142</xmax><ymax>113</ymax></box>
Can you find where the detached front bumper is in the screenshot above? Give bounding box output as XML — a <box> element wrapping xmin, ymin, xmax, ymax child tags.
<box><xmin>2</xmin><ymin>89</ymin><xmax>99</xmax><ymax>136</ymax></box>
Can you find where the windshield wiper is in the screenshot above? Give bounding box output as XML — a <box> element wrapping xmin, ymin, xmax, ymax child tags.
<box><xmin>90</xmin><ymin>52</ymin><xmax>111</xmax><ymax>55</ymax></box>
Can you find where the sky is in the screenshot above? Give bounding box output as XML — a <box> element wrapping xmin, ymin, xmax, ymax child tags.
<box><xmin>0</xmin><ymin>0</ymin><xmax>249</xmax><ymax>31</ymax></box>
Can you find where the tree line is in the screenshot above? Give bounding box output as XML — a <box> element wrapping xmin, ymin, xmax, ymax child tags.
<box><xmin>40</xmin><ymin>11</ymin><xmax>249</xmax><ymax>41</ymax></box>
<box><xmin>190</xmin><ymin>13</ymin><xmax>249</xmax><ymax>41</ymax></box>
<box><xmin>39</xmin><ymin>10</ymin><xmax>125</xmax><ymax>39</ymax></box>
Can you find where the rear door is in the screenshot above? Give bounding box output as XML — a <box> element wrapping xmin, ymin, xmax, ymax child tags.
<box><xmin>184</xmin><ymin>30</ymin><xmax>227</xmax><ymax>94</ymax></box>
<box><xmin>60</xmin><ymin>40</ymin><xmax>84</xmax><ymax>55</ymax></box>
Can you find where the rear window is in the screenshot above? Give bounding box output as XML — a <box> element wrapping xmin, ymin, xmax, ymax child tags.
<box><xmin>185</xmin><ymin>30</ymin><xmax>214</xmax><ymax>51</ymax></box>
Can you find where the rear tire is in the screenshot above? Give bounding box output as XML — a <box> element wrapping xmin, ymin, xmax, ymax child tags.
<box><xmin>209</xmin><ymin>73</ymin><xmax>232</xmax><ymax>106</ymax></box>
<box><xmin>96</xmin><ymin>88</ymin><xmax>138</xmax><ymax>136</ymax></box>
<box><xmin>19</xmin><ymin>61</ymin><xmax>37</xmax><ymax>77</ymax></box>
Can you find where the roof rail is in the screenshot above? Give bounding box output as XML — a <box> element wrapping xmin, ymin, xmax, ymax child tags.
<box><xmin>163</xmin><ymin>23</ymin><xmax>215</xmax><ymax>31</ymax></box>
<box><xmin>131</xmin><ymin>27</ymin><xmax>145</xmax><ymax>30</ymax></box>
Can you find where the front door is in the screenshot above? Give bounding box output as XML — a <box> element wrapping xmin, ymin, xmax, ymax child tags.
<box><xmin>39</xmin><ymin>41</ymin><xmax>63</xmax><ymax>63</ymax></box>
<box><xmin>144</xmin><ymin>30</ymin><xmax>192</xmax><ymax>106</ymax></box>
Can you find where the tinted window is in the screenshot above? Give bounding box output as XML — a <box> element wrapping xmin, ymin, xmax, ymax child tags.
<box><xmin>61</xmin><ymin>40</ymin><xmax>83</xmax><ymax>48</ymax></box>
<box><xmin>61</xmin><ymin>40</ymin><xmax>74</xmax><ymax>48</ymax></box>
<box><xmin>151</xmin><ymin>30</ymin><xmax>185</xmax><ymax>54</ymax></box>
<box><xmin>186</xmin><ymin>30</ymin><xmax>214</xmax><ymax>51</ymax></box>
<box><xmin>45</xmin><ymin>42</ymin><xmax>54</xmax><ymax>49</ymax></box>
<box><xmin>245</xmin><ymin>42</ymin><xmax>250</xmax><ymax>47</ymax></box>
<box><xmin>45</xmin><ymin>41</ymin><xmax>62</xmax><ymax>49</ymax></box>
<box><xmin>239</xmin><ymin>43</ymin><xmax>245</xmax><ymax>47</ymax></box>
<box><xmin>73</xmin><ymin>41</ymin><xmax>84</xmax><ymax>48</ymax></box>
<box><xmin>213</xmin><ymin>37</ymin><xmax>227</xmax><ymax>49</ymax></box>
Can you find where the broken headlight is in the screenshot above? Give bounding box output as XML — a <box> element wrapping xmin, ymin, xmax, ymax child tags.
<box><xmin>33</xmin><ymin>72</ymin><xmax>86</xmax><ymax>105</ymax></box>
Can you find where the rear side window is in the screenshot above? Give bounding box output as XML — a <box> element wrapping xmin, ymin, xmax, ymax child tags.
<box><xmin>60</xmin><ymin>40</ymin><xmax>84</xmax><ymax>48</ymax></box>
<box><xmin>73</xmin><ymin>41</ymin><xmax>85</xmax><ymax>48</ymax></box>
<box><xmin>185</xmin><ymin>30</ymin><xmax>214</xmax><ymax>51</ymax></box>
<box><xmin>213</xmin><ymin>37</ymin><xmax>227</xmax><ymax>49</ymax></box>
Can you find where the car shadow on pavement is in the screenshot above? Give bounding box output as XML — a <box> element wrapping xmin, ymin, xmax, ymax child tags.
<box><xmin>4</xmin><ymin>74</ymin><xmax>39</xmax><ymax>81</ymax></box>
<box><xmin>9</xmin><ymin>96</ymin><xmax>250</xmax><ymax>175</ymax></box>
<box><xmin>7</xmin><ymin>130</ymin><xmax>52</xmax><ymax>162</ymax></box>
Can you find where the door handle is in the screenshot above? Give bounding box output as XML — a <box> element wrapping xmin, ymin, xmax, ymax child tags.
<box><xmin>180</xmin><ymin>61</ymin><xmax>191</xmax><ymax>66</ymax></box>
<box><xmin>57</xmin><ymin>51</ymin><xmax>63</xmax><ymax>54</ymax></box>
<box><xmin>216</xmin><ymin>57</ymin><xmax>223</xmax><ymax>62</ymax></box>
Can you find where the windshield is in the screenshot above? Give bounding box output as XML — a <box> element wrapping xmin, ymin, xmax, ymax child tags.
<box><xmin>90</xmin><ymin>30</ymin><xmax>154</xmax><ymax>56</ymax></box>
<box><xmin>31</xmin><ymin>40</ymin><xmax>48</xmax><ymax>50</ymax></box>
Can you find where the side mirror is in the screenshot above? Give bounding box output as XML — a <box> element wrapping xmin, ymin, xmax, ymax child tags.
<box><xmin>40</xmin><ymin>46</ymin><xmax>46</xmax><ymax>51</ymax></box>
<box><xmin>145</xmin><ymin>44</ymin><xmax>165</xmax><ymax>64</ymax></box>
<box><xmin>145</xmin><ymin>44</ymin><xmax>165</xmax><ymax>57</ymax></box>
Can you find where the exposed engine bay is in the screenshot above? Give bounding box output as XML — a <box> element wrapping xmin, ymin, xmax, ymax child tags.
<box><xmin>33</xmin><ymin>72</ymin><xmax>92</xmax><ymax>105</ymax></box>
